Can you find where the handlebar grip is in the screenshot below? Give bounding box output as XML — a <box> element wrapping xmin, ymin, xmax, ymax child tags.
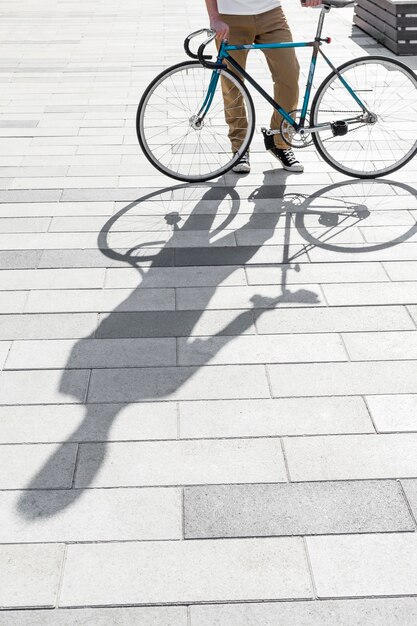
<box><xmin>184</xmin><ymin>36</ymin><xmax>199</xmax><ymax>59</ymax></box>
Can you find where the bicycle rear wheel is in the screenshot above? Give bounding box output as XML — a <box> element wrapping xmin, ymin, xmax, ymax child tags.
<box><xmin>311</xmin><ymin>56</ymin><xmax>417</xmax><ymax>178</ymax></box>
<box><xmin>137</xmin><ymin>60</ymin><xmax>255</xmax><ymax>182</ymax></box>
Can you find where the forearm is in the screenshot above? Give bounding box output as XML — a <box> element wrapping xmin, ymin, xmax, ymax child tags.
<box><xmin>205</xmin><ymin>0</ymin><xmax>220</xmax><ymax>20</ymax></box>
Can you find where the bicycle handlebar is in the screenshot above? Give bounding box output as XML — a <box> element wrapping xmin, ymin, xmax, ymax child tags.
<box><xmin>184</xmin><ymin>29</ymin><xmax>214</xmax><ymax>60</ymax></box>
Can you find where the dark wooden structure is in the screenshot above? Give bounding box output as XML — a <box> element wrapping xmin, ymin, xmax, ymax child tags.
<box><xmin>354</xmin><ymin>0</ymin><xmax>417</xmax><ymax>55</ymax></box>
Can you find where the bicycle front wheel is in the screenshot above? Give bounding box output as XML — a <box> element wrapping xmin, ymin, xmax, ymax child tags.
<box><xmin>137</xmin><ymin>60</ymin><xmax>255</xmax><ymax>182</ymax></box>
<box><xmin>311</xmin><ymin>56</ymin><xmax>417</xmax><ymax>179</ymax></box>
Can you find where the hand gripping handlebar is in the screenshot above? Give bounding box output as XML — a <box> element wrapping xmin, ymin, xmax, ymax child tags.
<box><xmin>184</xmin><ymin>29</ymin><xmax>227</xmax><ymax>69</ymax></box>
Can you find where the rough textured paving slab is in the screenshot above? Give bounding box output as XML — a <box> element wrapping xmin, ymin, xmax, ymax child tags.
<box><xmin>59</xmin><ymin>538</ymin><xmax>312</xmax><ymax>606</ymax></box>
<box><xmin>0</xmin><ymin>402</ymin><xmax>177</xmax><ymax>444</ymax></box>
<box><xmin>179</xmin><ymin>397</ymin><xmax>373</xmax><ymax>438</ymax></box>
<box><xmin>5</xmin><ymin>338</ymin><xmax>177</xmax><ymax>369</ymax></box>
<box><xmin>190</xmin><ymin>598</ymin><xmax>417</xmax><ymax>626</ymax></box>
<box><xmin>0</xmin><ymin>268</ymin><xmax>105</xmax><ymax>290</ymax></box>
<box><xmin>184</xmin><ymin>481</ymin><xmax>413</xmax><ymax>538</ymax></box>
<box><xmin>307</xmin><ymin>534</ymin><xmax>417</xmax><ymax>598</ymax></box>
<box><xmin>0</xmin><ymin>369</ymin><xmax>89</xmax><ymax>404</ymax></box>
<box><xmin>0</xmin><ymin>488</ymin><xmax>182</xmax><ymax>543</ymax></box>
<box><xmin>255</xmin><ymin>305</ymin><xmax>414</xmax><ymax>334</ymax></box>
<box><xmin>0</xmin><ymin>250</ymin><xmax>41</xmax><ymax>269</ymax></box>
<box><xmin>0</xmin><ymin>313</ymin><xmax>98</xmax><ymax>340</ymax></box>
<box><xmin>105</xmin><ymin>266</ymin><xmax>247</xmax><ymax>288</ymax></box>
<box><xmin>0</xmin><ymin>607</ymin><xmax>188</xmax><ymax>626</ymax></box>
<box><xmin>268</xmin><ymin>361</ymin><xmax>417</xmax><ymax>397</ymax></box>
<box><xmin>284</xmin><ymin>434</ymin><xmax>417</xmax><ymax>481</ymax></box>
<box><xmin>87</xmin><ymin>365</ymin><xmax>270</xmax><ymax>403</ymax></box>
<box><xmin>74</xmin><ymin>439</ymin><xmax>287</xmax><ymax>487</ymax></box>
<box><xmin>366</xmin><ymin>395</ymin><xmax>417</xmax><ymax>432</ymax></box>
<box><xmin>0</xmin><ymin>443</ymin><xmax>77</xmax><ymax>489</ymax></box>
<box><xmin>177</xmin><ymin>333</ymin><xmax>347</xmax><ymax>365</ymax></box>
<box><xmin>400</xmin><ymin>480</ymin><xmax>417</xmax><ymax>523</ymax></box>
<box><xmin>0</xmin><ymin>544</ymin><xmax>64</xmax><ymax>609</ymax></box>
<box><xmin>343</xmin><ymin>330</ymin><xmax>417</xmax><ymax>361</ymax></box>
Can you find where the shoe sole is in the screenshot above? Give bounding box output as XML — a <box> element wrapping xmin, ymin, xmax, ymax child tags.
<box><xmin>232</xmin><ymin>165</ymin><xmax>251</xmax><ymax>173</ymax></box>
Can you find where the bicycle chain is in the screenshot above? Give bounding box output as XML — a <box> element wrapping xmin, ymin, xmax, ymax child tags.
<box><xmin>312</xmin><ymin>110</ymin><xmax>367</xmax><ymax>144</ymax></box>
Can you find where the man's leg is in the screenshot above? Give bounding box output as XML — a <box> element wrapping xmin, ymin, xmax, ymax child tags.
<box><xmin>255</xmin><ymin>7</ymin><xmax>300</xmax><ymax>149</ymax></box>
<box><xmin>218</xmin><ymin>14</ymin><xmax>255</xmax><ymax>152</ymax></box>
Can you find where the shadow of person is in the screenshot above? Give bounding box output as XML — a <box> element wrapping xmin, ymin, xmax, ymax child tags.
<box><xmin>16</xmin><ymin>171</ymin><xmax>323</xmax><ymax>519</ymax></box>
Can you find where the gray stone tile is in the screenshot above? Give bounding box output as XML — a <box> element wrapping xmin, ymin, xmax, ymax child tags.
<box><xmin>24</xmin><ymin>288</ymin><xmax>175</xmax><ymax>313</ymax></box>
<box><xmin>284</xmin><ymin>434</ymin><xmax>417</xmax><ymax>481</ymax></box>
<box><xmin>0</xmin><ymin>369</ymin><xmax>89</xmax><ymax>404</ymax></box>
<box><xmin>0</xmin><ymin>443</ymin><xmax>77</xmax><ymax>489</ymax></box>
<box><xmin>178</xmin><ymin>333</ymin><xmax>347</xmax><ymax>365</ymax></box>
<box><xmin>0</xmin><ymin>268</ymin><xmax>105</xmax><ymax>290</ymax></box>
<box><xmin>190</xmin><ymin>598</ymin><xmax>417</xmax><ymax>626</ymax></box>
<box><xmin>0</xmin><ymin>313</ymin><xmax>97</xmax><ymax>340</ymax></box>
<box><xmin>0</xmin><ymin>607</ymin><xmax>187</xmax><ymax>626</ymax></box>
<box><xmin>87</xmin><ymin>365</ymin><xmax>270</xmax><ymax>403</ymax></box>
<box><xmin>5</xmin><ymin>338</ymin><xmax>176</xmax><ymax>369</ymax></box>
<box><xmin>407</xmin><ymin>305</ymin><xmax>417</xmax><ymax>326</ymax></box>
<box><xmin>0</xmin><ymin>341</ymin><xmax>11</xmax><ymax>369</ymax></box>
<box><xmin>177</xmin><ymin>285</ymin><xmax>324</xmax><ymax>310</ymax></box>
<box><xmin>179</xmin><ymin>397</ymin><xmax>373</xmax><ymax>438</ymax></box>
<box><xmin>0</xmin><ymin>291</ymin><xmax>28</xmax><ymax>313</ymax></box>
<box><xmin>246</xmin><ymin>262</ymin><xmax>388</xmax><ymax>285</ymax></box>
<box><xmin>75</xmin><ymin>438</ymin><xmax>286</xmax><ymax>487</ymax></box>
<box><xmin>0</xmin><ymin>544</ymin><xmax>64</xmax><ymax>609</ymax></box>
<box><xmin>400</xmin><ymin>479</ymin><xmax>417</xmax><ymax>524</ymax></box>
<box><xmin>59</xmin><ymin>538</ymin><xmax>312</xmax><ymax>606</ymax></box>
<box><xmin>96</xmin><ymin>310</ymin><xmax>255</xmax><ymax>338</ymax></box>
<box><xmin>0</xmin><ymin>190</ymin><xmax>61</xmax><ymax>203</ymax></box>
<box><xmin>0</xmin><ymin>250</ymin><xmax>42</xmax><ymax>269</ymax></box>
<box><xmin>268</xmin><ymin>361</ymin><xmax>417</xmax><ymax>397</ymax></box>
<box><xmin>256</xmin><ymin>305</ymin><xmax>414</xmax><ymax>334</ymax></box>
<box><xmin>0</xmin><ymin>402</ymin><xmax>177</xmax><ymax>444</ymax></box>
<box><xmin>307</xmin><ymin>534</ymin><xmax>417</xmax><ymax>598</ymax></box>
<box><xmin>185</xmin><ymin>480</ymin><xmax>414</xmax><ymax>538</ymax></box>
<box><xmin>39</xmin><ymin>248</ymin><xmax>174</xmax><ymax>268</ymax></box>
<box><xmin>0</xmin><ymin>488</ymin><xmax>182</xmax><ymax>542</ymax></box>
<box><xmin>105</xmin><ymin>266</ymin><xmax>247</xmax><ymax>288</ymax></box>
<box><xmin>0</xmin><ymin>217</ymin><xmax>50</xmax><ymax>233</ymax></box>
<box><xmin>343</xmin><ymin>330</ymin><xmax>417</xmax><ymax>361</ymax></box>
<box><xmin>383</xmin><ymin>261</ymin><xmax>417</xmax><ymax>281</ymax></box>
<box><xmin>366</xmin><ymin>395</ymin><xmax>417</xmax><ymax>432</ymax></box>
<box><xmin>322</xmin><ymin>282</ymin><xmax>417</xmax><ymax>306</ymax></box>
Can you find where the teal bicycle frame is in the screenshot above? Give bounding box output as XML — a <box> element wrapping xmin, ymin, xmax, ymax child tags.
<box><xmin>197</xmin><ymin>5</ymin><xmax>369</xmax><ymax>134</ymax></box>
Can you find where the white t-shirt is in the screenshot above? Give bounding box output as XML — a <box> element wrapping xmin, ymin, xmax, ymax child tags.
<box><xmin>218</xmin><ymin>0</ymin><xmax>281</xmax><ymax>15</ymax></box>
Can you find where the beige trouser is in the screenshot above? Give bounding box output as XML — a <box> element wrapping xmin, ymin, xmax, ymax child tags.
<box><xmin>219</xmin><ymin>7</ymin><xmax>300</xmax><ymax>151</ymax></box>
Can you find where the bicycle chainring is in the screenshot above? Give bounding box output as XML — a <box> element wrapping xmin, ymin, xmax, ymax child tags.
<box><xmin>280</xmin><ymin>110</ymin><xmax>313</xmax><ymax>149</ymax></box>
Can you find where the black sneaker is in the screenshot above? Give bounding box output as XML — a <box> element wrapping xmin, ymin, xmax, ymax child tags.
<box><xmin>262</xmin><ymin>128</ymin><xmax>304</xmax><ymax>173</ymax></box>
<box><xmin>232</xmin><ymin>152</ymin><xmax>251</xmax><ymax>174</ymax></box>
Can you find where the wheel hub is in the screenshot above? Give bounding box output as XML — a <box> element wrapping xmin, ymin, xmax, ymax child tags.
<box><xmin>189</xmin><ymin>115</ymin><xmax>204</xmax><ymax>130</ymax></box>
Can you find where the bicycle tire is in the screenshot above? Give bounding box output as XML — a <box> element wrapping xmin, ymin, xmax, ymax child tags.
<box><xmin>136</xmin><ymin>60</ymin><xmax>255</xmax><ymax>183</ymax></box>
<box><xmin>311</xmin><ymin>56</ymin><xmax>417</xmax><ymax>179</ymax></box>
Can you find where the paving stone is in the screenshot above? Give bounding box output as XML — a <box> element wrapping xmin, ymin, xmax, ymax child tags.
<box><xmin>96</xmin><ymin>309</ymin><xmax>256</xmax><ymax>338</ymax></box>
<box><xmin>0</xmin><ymin>291</ymin><xmax>28</xmax><ymax>313</ymax></box>
<box><xmin>0</xmin><ymin>607</ymin><xmax>188</xmax><ymax>626</ymax></box>
<box><xmin>39</xmin><ymin>248</ymin><xmax>174</xmax><ymax>268</ymax></box>
<box><xmin>343</xmin><ymin>330</ymin><xmax>417</xmax><ymax>361</ymax></box>
<box><xmin>0</xmin><ymin>487</ymin><xmax>182</xmax><ymax>542</ymax></box>
<box><xmin>0</xmin><ymin>443</ymin><xmax>77</xmax><ymax>489</ymax></box>
<box><xmin>366</xmin><ymin>395</ymin><xmax>417</xmax><ymax>432</ymax></box>
<box><xmin>0</xmin><ymin>217</ymin><xmax>51</xmax><ymax>233</ymax></box>
<box><xmin>105</xmin><ymin>266</ymin><xmax>247</xmax><ymax>288</ymax></box>
<box><xmin>322</xmin><ymin>282</ymin><xmax>417</xmax><ymax>306</ymax></box>
<box><xmin>383</xmin><ymin>261</ymin><xmax>417</xmax><ymax>281</ymax></box>
<box><xmin>0</xmin><ymin>341</ymin><xmax>11</xmax><ymax>369</ymax></box>
<box><xmin>0</xmin><ymin>369</ymin><xmax>89</xmax><ymax>404</ymax></box>
<box><xmin>0</xmin><ymin>250</ymin><xmax>41</xmax><ymax>269</ymax></box>
<box><xmin>5</xmin><ymin>337</ymin><xmax>176</xmax><ymax>369</ymax></box>
<box><xmin>75</xmin><ymin>438</ymin><xmax>286</xmax><ymax>487</ymax></box>
<box><xmin>407</xmin><ymin>305</ymin><xmax>417</xmax><ymax>326</ymax></box>
<box><xmin>268</xmin><ymin>361</ymin><xmax>417</xmax><ymax>397</ymax></box>
<box><xmin>184</xmin><ymin>480</ymin><xmax>413</xmax><ymax>538</ymax></box>
<box><xmin>24</xmin><ymin>287</ymin><xmax>175</xmax><ymax>313</ymax></box>
<box><xmin>0</xmin><ymin>402</ymin><xmax>177</xmax><ymax>444</ymax></box>
<box><xmin>0</xmin><ymin>544</ymin><xmax>64</xmax><ymax>609</ymax></box>
<box><xmin>0</xmin><ymin>313</ymin><xmax>97</xmax><ymax>339</ymax></box>
<box><xmin>87</xmin><ymin>365</ymin><xmax>270</xmax><ymax>403</ymax></box>
<box><xmin>401</xmin><ymin>479</ymin><xmax>417</xmax><ymax>524</ymax></box>
<box><xmin>177</xmin><ymin>284</ymin><xmax>324</xmax><ymax>310</ymax></box>
<box><xmin>257</xmin><ymin>305</ymin><xmax>414</xmax><ymax>334</ymax></box>
<box><xmin>246</xmin><ymin>262</ymin><xmax>388</xmax><ymax>285</ymax></box>
<box><xmin>284</xmin><ymin>434</ymin><xmax>417</xmax><ymax>481</ymax></box>
<box><xmin>307</xmin><ymin>534</ymin><xmax>417</xmax><ymax>598</ymax></box>
<box><xmin>179</xmin><ymin>397</ymin><xmax>373</xmax><ymax>438</ymax></box>
<box><xmin>59</xmin><ymin>537</ymin><xmax>312</xmax><ymax>606</ymax></box>
<box><xmin>0</xmin><ymin>268</ymin><xmax>105</xmax><ymax>290</ymax></box>
<box><xmin>178</xmin><ymin>333</ymin><xmax>347</xmax><ymax>365</ymax></box>
<box><xmin>189</xmin><ymin>598</ymin><xmax>417</xmax><ymax>625</ymax></box>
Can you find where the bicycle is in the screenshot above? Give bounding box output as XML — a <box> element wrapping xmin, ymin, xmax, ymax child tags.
<box><xmin>136</xmin><ymin>0</ymin><xmax>417</xmax><ymax>182</ymax></box>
